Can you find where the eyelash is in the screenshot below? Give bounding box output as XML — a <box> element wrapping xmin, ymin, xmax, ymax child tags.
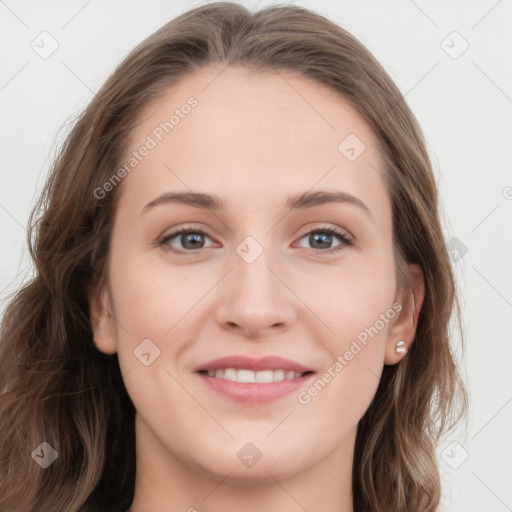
<box><xmin>157</xmin><ymin>225</ymin><xmax>354</xmax><ymax>256</ymax></box>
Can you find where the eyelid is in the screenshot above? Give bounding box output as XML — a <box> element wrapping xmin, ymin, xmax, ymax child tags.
<box><xmin>295</xmin><ymin>223</ymin><xmax>354</xmax><ymax>243</ymax></box>
<box><xmin>157</xmin><ymin>223</ymin><xmax>219</xmax><ymax>252</ymax></box>
<box><xmin>293</xmin><ymin>223</ymin><xmax>354</xmax><ymax>255</ymax></box>
<box><xmin>157</xmin><ymin>222</ymin><xmax>355</xmax><ymax>255</ymax></box>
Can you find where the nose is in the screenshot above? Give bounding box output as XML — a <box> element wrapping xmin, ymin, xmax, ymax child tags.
<box><xmin>215</xmin><ymin>245</ymin><xmax>297</xmax><ymax>339</ymax></box>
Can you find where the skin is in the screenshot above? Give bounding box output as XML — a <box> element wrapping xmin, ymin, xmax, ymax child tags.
<box><xmin>90</xmin><ymin>65</ymin><xmax>424</xmax><ymax>512</ymax></box>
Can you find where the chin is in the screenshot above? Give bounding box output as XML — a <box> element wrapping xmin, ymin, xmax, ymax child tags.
<box><xmin>186</xmin><ymin>438</ymin><xmax>311</xmax><ymax>483</ymax></box>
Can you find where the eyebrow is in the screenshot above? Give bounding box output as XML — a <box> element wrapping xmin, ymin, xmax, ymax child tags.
<box><xmin>141</xmin><ymin>190</ymin><xmax>371</xmax><ymax>217</ymax></box>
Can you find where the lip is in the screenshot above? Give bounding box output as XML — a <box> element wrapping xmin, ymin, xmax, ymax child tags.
<box><xmin>194</xmin><ymin>355</ymin><xmax>315</xmax><ymax>404</ymax></box>
<box><xmin>194</xmin><ymin>355</ymin><xmax>313</xmax><ymax>373</ymax></box>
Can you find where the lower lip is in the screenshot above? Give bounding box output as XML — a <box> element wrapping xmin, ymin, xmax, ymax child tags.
<box><xmin>197</xmin><ymin>372</ymin><xmax>315</xmax><ymax>403</ymax></box>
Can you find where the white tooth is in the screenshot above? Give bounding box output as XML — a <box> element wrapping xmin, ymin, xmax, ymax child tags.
<box><xmin>211</xmin><ymin>368</ymin><xmax>304</xmax><ymax>382</ymax></box>
<box><xmin>273</xmin><ymin>369</ymin><xmax>285</xmax><ymax>382</ymax></box>
<box><xmin>223</xmin><ymin>368</ymin><xmax>237</xmax><ymax>381</ymax></box>
<box><xmin>237</xmin><ymin>369</ymin><xmax>255</xmax><ymax>383</ymax></box>
<box><xmin>254</xmin><ymin>370</ymin><xmax>274</xmax><ymax>383</ymax></box>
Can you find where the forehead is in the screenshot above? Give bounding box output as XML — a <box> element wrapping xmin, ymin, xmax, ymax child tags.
<box><xmin>117</xmin><ymin>65</ymin><xmax>388</xmax><ymax>220</ymax></box>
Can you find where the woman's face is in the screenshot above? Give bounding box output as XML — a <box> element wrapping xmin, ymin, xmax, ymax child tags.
<box><xmin>91</xmin><ymin>65</ymin><xmax>419</xmax><ymax>484</ymax></box>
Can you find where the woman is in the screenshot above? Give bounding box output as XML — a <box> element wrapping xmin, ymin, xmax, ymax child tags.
<box><xmin>0</xmin><ymin>2</ymin><xmax>467</xmax><ymax>511</ymax></box>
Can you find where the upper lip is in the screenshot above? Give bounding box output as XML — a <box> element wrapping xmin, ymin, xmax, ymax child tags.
<box><xmin>194</xmin><ymin>355</ymin><xmax>314</xmax><ymax>373</ymax></box>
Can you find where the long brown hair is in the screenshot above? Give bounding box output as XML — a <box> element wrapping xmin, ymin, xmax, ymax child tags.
<box><xmin>0</xmin><ymin>3</ymin><xmax>467</xmax><ymax>511</ymax></box>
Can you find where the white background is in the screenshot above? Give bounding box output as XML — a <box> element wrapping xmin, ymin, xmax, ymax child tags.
<box><xmin>1</xmin><ymin>1</ymin><xmax>511</xmax><ymax>510</ymax></box>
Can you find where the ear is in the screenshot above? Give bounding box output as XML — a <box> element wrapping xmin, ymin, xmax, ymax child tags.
<box><xmin>89</xmin><ymin>285</ymin><xmax>117</xmax><ymax>355</ymax></box>
<box><xmin>384</xmin><ymin>263</ymin><xmax>425</xmax><ymax>365</ymax></box>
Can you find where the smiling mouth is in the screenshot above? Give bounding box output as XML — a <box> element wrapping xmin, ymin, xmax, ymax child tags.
<box><xmin>197</xmin><ymin>368</ymin><xmax>314</xmax><ymax>383</ymax></box>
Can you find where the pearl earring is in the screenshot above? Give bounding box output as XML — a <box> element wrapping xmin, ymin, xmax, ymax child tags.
<box><xmin>395</xmin><ymin>340</ymin><xmax>406</xmax><ymax>354</ymax></box>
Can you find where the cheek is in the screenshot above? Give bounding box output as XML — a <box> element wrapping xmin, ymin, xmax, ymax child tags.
<box><xmin>299</xmin><ymin>251</ymin><xmax>396</xmax><ymax>341</ymax></box>
<box><xmin>108</xmin><ymin>240</ymin><xmax>198</xmax><ymax>334</ymax></box>
<box><xmin>305</xmin><ymin>259</ymin><xmax>395</xmax><ymax>408</ymax></box>
<box><xmin>106</xmin><ymin>252</ymin><xmax>197</xmax><ymax>422</ymax></box>
<box><xmin>299</xmin><ymin>287</ymin><xmax>391</xmax><ymax>427</ymax></box>
<box><xmin>106</xmin><ymin>246</ymin><xmax>218</xmax><ymax>392</ymax></box>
